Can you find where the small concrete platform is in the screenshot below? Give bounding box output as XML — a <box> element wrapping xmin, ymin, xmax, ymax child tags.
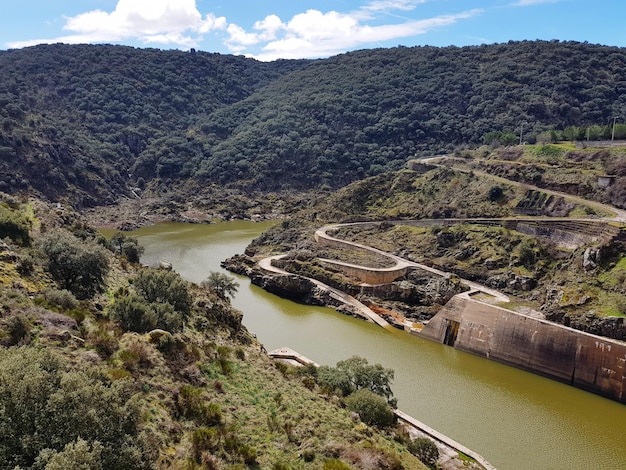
<box><xmin>268</xmin><ymin>347</ymin><xmax>319</xmax><ymax>367</ymax></box>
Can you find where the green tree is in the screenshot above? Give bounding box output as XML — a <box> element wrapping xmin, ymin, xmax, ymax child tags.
<box><xmin>563</xmin><ymin>125</ymin><xmax>581</xmax><ymax>141</ymax></box>
<box><xmin>39</xmin><ymin>230</ymin><xmax>109</xmax><ymax>299</ymax></box>
<box><xmin>133</xmin><ymin>269</ymin><xmax>192</xmax><ymax>317</ymax></box>
<box><xmin>317</xmin><ymin>356</ymin><xmax>396</xmax><ymax>406</ymax></box>
<box><xmin>344</xmin><ymin>389</ymin><xmax>396</xmax><ymax>428</ymax></box>
<box><xmin>0</xmin><ymin>348</ymin><xmax>148</xmax><ymax>469</ymax></box>
<box><xmin>408</xmin><ymin>437</ymin><xmax>440</xmax><ymax>468</ymax></box>
<box><xmin>0</xmin><ymin>204</ymin><xmax>31</xmax><ymax>246</ymax></box>
<box><xmin>110</xmin><ymin>232</ymin><xmax>144</xmax><ymax>263</ymax></box>
<box><xmin>202</xmin><ymin>271</ymin><xmax>239</xmax><ymax>302</ymax></box>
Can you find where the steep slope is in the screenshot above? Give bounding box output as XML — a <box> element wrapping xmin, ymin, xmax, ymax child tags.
<box><xmin>1</xmin><ymin>41</ymin><xmax>626</xmax><ymax>204</ymax></box>
<box><xmin>0</xmin><ymin>44</ymin><xmax>303</xmax><ymax>206</ymax></box>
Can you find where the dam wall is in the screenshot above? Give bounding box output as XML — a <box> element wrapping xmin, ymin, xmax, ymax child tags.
<box><xmin>318</xmin><ymin>258</ymin><xmax>409</xmax><ymax>284</ymax></box>
<box><xmin>419</xmin><ymin>295</ymin><xmax>626</xmax><ymax>403</ymax></box>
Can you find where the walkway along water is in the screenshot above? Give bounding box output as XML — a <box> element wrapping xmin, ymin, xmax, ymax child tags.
<box><xmin>269</xmin><ymin>347</ymin><xmax>496</xmax><ymax>470</ymax></box>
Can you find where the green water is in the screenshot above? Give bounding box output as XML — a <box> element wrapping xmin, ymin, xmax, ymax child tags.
<box><xmin>125</xmin><ymin>221</ymin><xmax>626</xmax><ymax>470</ymax></box>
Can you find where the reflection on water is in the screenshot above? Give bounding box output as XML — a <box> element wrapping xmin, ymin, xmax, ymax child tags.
<box><xmin>127</xmin><ymin>221</ymin><xmax>626</xmax><ymax>470</ymax></box>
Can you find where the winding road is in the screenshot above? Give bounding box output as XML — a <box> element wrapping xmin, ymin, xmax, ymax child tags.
<box><xmin>257</xmin><ymin>156</ymin><xmax>626</xmax><ymax>328</ymax></box>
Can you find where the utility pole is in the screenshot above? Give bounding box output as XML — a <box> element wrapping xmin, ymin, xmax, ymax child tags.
<box><xmin>612</xmin><ymin>116</ymin><xmax>617</xmax><ymax>141</ymax></box>
<box><xmin>519</xmin><ymin>122</ymin><xmax>523</xmax><ymax>145</ymax></box>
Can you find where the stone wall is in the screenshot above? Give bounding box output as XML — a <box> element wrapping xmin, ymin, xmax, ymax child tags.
<box><xmin>318</xmin><ymin>258</ymin><xmax>409</xmax><ymax>284</ymax></box>
<box><xmin>419</xmin><ymin>294</ymin><xmax>626</xmax><ymax>402</ymax></box>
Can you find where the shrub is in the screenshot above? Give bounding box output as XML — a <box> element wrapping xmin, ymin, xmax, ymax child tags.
<box><xmin>301</xmin><ymin>449</ymin><xmax>315</xmax><ymax>462</ymax></box>
<box><xmin>0</xmin><ymin>348</ymin><xmax>149</xmax><ymax>469</ymax></box>
<box><xmin>238</xmin><ymin>443</ymin><xmax>258</xmax><ymax>465</ymax></box>
<box><xmin>15</xmin><ymin>253</ymin><xmax>35</xmax><ymax>276</ymax></box>
<box><xmin>323</xmin><ymin>458</ymin><xmax>352</xmax><ymax>470</ymax></box>
<box><xmin>0</xmin><ymin>204</ymin><xmax>31</xmax><ymax>246</ymax></box>
<box><xmin>273</xmin><ymin>462</ymin><xmax>292</xmax><ymax>470</ymax></box>
<box><xmin>118</xmin><ymin>349</ymin><xmax>140</xmax><ymax>371</ymax></box>
<box><xmin>408</xmin><ymin>437</ymin><xmax>439</xmax><ymax>468</ymax></box>
<box><xmin>317</xmin><ymin>356</ymin><xmax>396</xmax><ymax>406</ymax></box>
<box><xmin>192</xmin><ymin>427</ymin><xmax>219</xmax><ymax>460</ymax></box>
<box><xmin>178</xmin><ymin>385</ymin><xmax>223</xmax><ymax>426</ymax></box>
<box><xmin>4</xmin><ymin>315</ymin><xmax>30</xmax><ymax>346</ymax></box>
<box><xmin>43</xmin><ymin>288</ymin><xmax>79</xmax><ymax>311</ymax></box>
<box><xmin>89</xmin><ymin>324</ymin><xmax>119</xmax><ymax>358</ymax></box>
<box><xmin>39</xmin><ymin>229</ymin><xmax>109</xmax><ymax>299</ymax></box>
<box><xmin>133</xmin><ymin>269</ymin><xmax>192</xmax><ymax>317</ymax></box>
<box><xmin>109</xmin><ymin>293</ymin><xmax>156</xmax><ymax>333</ymax></box>
<box><xmin>36</xmin><ymin>438</ymin><xmax>104</xmax><ymax>470</ymax></box>
<box><xmin>344</xmin><ymin>389</ymin><xmax>396</xmax><ymax>428</ymax></box>
<box><xmin>235</xmin><ymin>347</ymin><xmax>245</xmax><ymax>360</ymax></box>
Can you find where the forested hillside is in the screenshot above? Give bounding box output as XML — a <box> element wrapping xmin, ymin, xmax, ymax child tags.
<box><xmin>1</xmin><ymin>41</ymin><xmax>625</xmax><ymax>205</ymax></box>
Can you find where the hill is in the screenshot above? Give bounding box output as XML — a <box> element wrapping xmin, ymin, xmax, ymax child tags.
<box><xmin>236</xmin><ymin>155</ymin><xmax>626</xmax><ymax>339</ymax></box>
<box><xmin>0</xmin><ymin>195</ymin><xmax>429</xmax><ymax>469</ymax></box>
<box><xmin>1</xmin><ymin>41</ymin><xmax>626</xmax><ymax>206</ymax></box>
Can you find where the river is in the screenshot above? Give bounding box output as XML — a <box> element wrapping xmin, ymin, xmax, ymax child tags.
<box><xmin>124</xmin><ymin>220</ymin><xmax>626</xmax><ymax>470</ymax></box>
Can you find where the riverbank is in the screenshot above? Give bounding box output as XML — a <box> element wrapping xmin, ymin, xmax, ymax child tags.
<box><xmin>269</xmin><ymin>347</ymin><xmax>495</xmax><ymax>470</ymax></box>
<box><xmin>81</xmin><ymin>189</ymin><xmax>311</xmax><ymax>231</ymax></box>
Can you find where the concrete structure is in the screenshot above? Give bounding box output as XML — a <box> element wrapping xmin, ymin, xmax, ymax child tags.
<box><xmin>419</xmin><ymin>294</ymin><xmax>626</xmax><ymax>403</ymax></box>
<box><xmin>598</xmin><ymin>175</ymin><xmax>616</xmax><ymax>188</ymax></box>
<box><xmin>268</xmin><ymin>347</ymin><xmax>319</xmax><ymax>367</ymax></box>
<box><xmin>395</xmin><ymin>410</ymin><xmax>496</xmax><ymax>470</ymax></box>
<box><xmin>269</xmin><ymin>347</ymin><xmax>496</xmax><ymax>469</ymax></box>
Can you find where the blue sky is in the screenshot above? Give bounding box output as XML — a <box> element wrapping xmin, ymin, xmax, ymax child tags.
<box><xmin>2</xmin><ymin>0</ymin><xmax>624</xmax><ymax>61</ymax></box>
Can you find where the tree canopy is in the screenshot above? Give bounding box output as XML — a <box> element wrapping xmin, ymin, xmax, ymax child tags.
<box><xmin>1</xmin><ymin>41</ymin><xmax>625</xmax><ymax>203</ymax></box>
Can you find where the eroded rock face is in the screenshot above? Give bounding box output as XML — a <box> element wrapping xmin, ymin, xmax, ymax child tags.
<box><xmin>583</xmin><ymin>247</ymin><xmax>598</xmax><ymax>271</ymax></box>
<box><xmin>360</xmin><ymin>275</ymin><xmax>466</xmax><ymax>305</ymax></box>
<box><xmin>556</xmin><ymin>312</ymin><xmax>626</xmax><ymax>341</ymax></box>
<box><xmin>250</xmin><ymin>271</ymin><xmax>325</xmax><ymax>305</ymax></box>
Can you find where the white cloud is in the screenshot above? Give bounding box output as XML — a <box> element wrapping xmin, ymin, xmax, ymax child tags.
<box><xmin>362</xmin><ymin>0</ymin><xmax>427</xmax><ymax>13</ymax></box>
<box><xmin>246</xmin><ymin>9</ymin><xmax>482</xmax><ymax>61</ymax></box>
<box><xmin>7</xmin><ymin>0</ymin><xmax>226</xmax><ymax>49</ymax></box>
<box><xmin>253</xmin><ymin>14</ymin><xmax>283</xmax><ymax>41</ymax></box>
<box><xmin>7</xmin><ymin>0</ymin><xmax>483</xmax><ymax>60</ymax></box>
<box><xmin>510</xmin><ymin>0</ymin><xmax>560</xmax><ymax>6</ymax></box>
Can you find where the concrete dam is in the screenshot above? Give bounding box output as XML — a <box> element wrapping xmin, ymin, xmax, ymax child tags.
<box><xmin>312</xmin><ymin>218</ymin><xmax>626</xmax><ymax>403</ymax></box>
<box><xmin>419</xmin><ymin>293</ymin><xmax>626</xmax><ymax>403</ymax></box>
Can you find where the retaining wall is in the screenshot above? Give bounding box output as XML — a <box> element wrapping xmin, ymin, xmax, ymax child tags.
<box><xmin>419</xmin><ymin>295</ymin><xmax>626</xmax><ymax>402</ymax></box>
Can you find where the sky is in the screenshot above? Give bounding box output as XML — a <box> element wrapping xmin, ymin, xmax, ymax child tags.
<box><xmin>1</xmin><ymin>0</ymin><xmax>625</xmax><ymax>61</ymax></box>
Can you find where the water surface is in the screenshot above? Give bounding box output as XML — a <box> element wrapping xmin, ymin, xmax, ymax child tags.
<box><xmin>127</xmin><ymin>221</ymin><xmax>626</xmax><ymax>470</ymax></box>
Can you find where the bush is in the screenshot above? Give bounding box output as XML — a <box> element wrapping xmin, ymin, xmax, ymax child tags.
<box><xmin>178</xmin><ymin>385</ymin><xmax>223</xmax><ymax>426</ymax></box>
<box><xmin>0</xmin><ymin>204</ymin><xmax>31</xmax><ymax>246</ymax></box>
<box><xmin>43</xmin><ymin>288</ymin><xmax>79</xmax><ymax>311</ymax></box>
<box><xmin>109</xmin><ymin>293</ymin><xmax>156</xmax><ymax>333</ymax></box>
<box><xmin>0</xmin><ymin>348</ymin><xmax>148</xmax><ymax>469</ymax></box>
<box><xmin>344</xmin><ymin>389</ymin><xmax>396</xmax><ymax>428</ymax></box>
<box><xmin>133</xmin><ymin>269</ymin><xmax>192</xmax><ymax>317</ymax></box>
<box><xmin>408</xmin><ymin>437</ymin><xmax>440</xmax><ymax>468</ymax></box>
<box><xmin>36</xmin><ymin>438</ymin><xmax>104</xmax><ymax>470</ymax></box>
<box><xmin>192</xmin><ymin>427</ymin><xmax>219</xmax><ymax>460</ymax></box>
<box><xmin>317</xmin><ymin>356</ymin><xmax>396</xmax><ymax>406</ymax></box>
<box><xmin>323</xmin><ymin>458</ymin><xmax>352</xmax><ymax>470</ymax></box>
<box><xmin>15</xmin><ymin>253</ymin><xmax>35</xmax><ymax>276</ymax></box>
<box><xmin>4</xmin><ymin>315</ymin><xmax>30</xmax><ymax>345</ymax></box>
<box><xmin>39</xmin><ymin>230</ymin><xmax>109</xmax><ymax>299</ymax></box>
<box><xmin>88</xmin><ymin>324</ymin><xmax>119</xmax><ymax>358</ymax></box>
